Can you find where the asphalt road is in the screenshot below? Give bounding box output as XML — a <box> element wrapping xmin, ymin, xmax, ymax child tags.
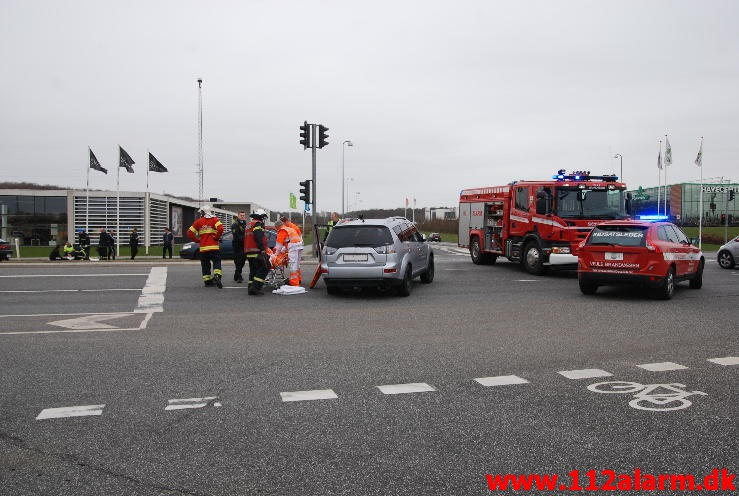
<box><xmin>0</xmin><ymin>247</ymin><xmax>737</xmax><ymax>495</ymax></box>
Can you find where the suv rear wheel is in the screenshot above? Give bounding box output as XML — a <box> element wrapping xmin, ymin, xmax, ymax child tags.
<box><xmin>420</xmin><ymin>257</ymin><xmax>434</xmax><ymax>284</ymax></box>
<box><xmin>718</xmin><ymin>250</ymin><xmax>735</xmax><ymax>269</ymax></box>
<box><xmin>522</xmin><ymin>241</ymin><xmax>547</xmax><ymax>275</ymax></box>
<box><xmin>655</xmin><ymin>266</ymin><xmax>675</xmax><ymax>300</ymax></box>
<box><xmin>397</xmin><ymin>265</ymin><xmax>413</xmax><ymax>297</ymax></box>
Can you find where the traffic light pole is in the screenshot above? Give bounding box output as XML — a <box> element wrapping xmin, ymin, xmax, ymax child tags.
<box><xmin>311</xmin><ymin>124</ymin><xmax>318</xmax><ymax>256</ymax></box>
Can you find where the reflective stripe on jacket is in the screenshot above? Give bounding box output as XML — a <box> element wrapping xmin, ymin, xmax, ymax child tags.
<box><xmin>187</xmin><ymin>216</ymin><xmax>224</xmax><ymax>252</ymax></box>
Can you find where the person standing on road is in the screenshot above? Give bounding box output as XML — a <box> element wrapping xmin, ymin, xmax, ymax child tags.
<box><xmin>129</xmin><ymin>228</ymin><xmax>140</xmax><ymax>260</ymax></box>
<box><xmin>98</xmin><ymin>228</ymin><xmax>111</xmax><ymax>260</ymax></box>
<box><xmin>109</xmin><ymin>230</ymin><xmax>117</xmax><ymax>260</ymax></box>
<box><xmin>274</xmin><ymin>220</ymin><xmax>304</xmax><ymax>286</ymax></box>
<box><xmin>231</xmin><ymin>211</ymin><xmax>247</xmax><ymax>283</ymax></box>
<box><xmin>78</xmin><ymin>229</ymin><xmax>91</xmax><ymax>260</ymax></box>
<box><xmin>280</xmin><ymin>215</ymin><xmax>302</xmax><ymax>236</ymax></box>
<box><xmin>162</xmin><ymin>227</ymin><xmax>174</xmax><ymax>259</ymax></box>
<box><xmin>187</xmin><ymin>205</ymin><xmax>225</xmax><ymax>288</ymax></box>
<box><xmin>244</xmin><ymin>209</ymin><xmax>269</xmax><ymax>295</ymax></box>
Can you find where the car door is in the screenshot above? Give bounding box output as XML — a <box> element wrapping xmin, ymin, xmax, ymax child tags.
<box><xmin>671</xmin><ymin>225</ymin><xmax>697</xmax><ymax>275</ymax></box>
<box><xmin>659</xmin><ymin>225</ymin><xmax>684</xmax><ymax>276</ymax></box>
<box><xmin>510</xmin><ymin>186</ymin><xmax>530</xmax><ymax>237</ymax></box>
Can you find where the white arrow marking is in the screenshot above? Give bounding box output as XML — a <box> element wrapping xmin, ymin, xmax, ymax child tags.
<box><xmin>48</xmin><ymin>313</ymin><xmax>132</xmax><ymax>330</ymax></box>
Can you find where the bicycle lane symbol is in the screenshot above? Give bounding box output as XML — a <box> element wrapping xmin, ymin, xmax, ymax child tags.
<box><xmin>587</xmin><ymin>381</ymin><xmax>707</xmax><ymax>412</ymax></box>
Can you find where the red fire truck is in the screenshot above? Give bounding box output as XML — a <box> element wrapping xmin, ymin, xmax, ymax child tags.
<box><xmin>458</xmin><ymin>171</ymin><xmax>630</xmax><ymax>275</ymax></box>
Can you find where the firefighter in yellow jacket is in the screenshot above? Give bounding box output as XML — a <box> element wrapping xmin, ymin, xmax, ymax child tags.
<box><xmin>187</xmin><ymin>205</ymin><xmax>225</xmax><ymax>288</ymax></box>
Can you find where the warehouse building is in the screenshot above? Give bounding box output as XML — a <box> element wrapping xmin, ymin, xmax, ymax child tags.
<box><xmin>0</xmin><ymin>188</ymin><xmax>270</xmax><ymax>247</ymax></box>
<box><xmin>627</xmin><ymin>182</ymin><xmax>739</xmax><ymax>225</ymax></box>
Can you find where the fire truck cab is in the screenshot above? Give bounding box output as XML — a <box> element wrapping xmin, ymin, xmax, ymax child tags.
<box><xmin>458</xmin><ymin>171</ymin><xmax>630</xmax><ymax>275</ymax></box>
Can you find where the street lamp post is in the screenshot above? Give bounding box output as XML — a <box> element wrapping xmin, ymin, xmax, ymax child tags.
<box><xmin>342</xmin><ymin>140</ymin><xmax>353</xmax><ymax>215</ymax></box>
<box><xmin>346</xmin><ymin>177</ymin><xmax>354</xmax><ymax>213</ymax></box>
<box><xmin>614</xmin><ymin>153</ymin><xmax>623</xmax><ymax>181</ymax></box>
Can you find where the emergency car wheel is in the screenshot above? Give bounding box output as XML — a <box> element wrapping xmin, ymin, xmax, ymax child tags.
<box><xmin>579</xmin><ymin>279</ymin><xmax>598</xmax><ymax>295</ymax></box>
<box><xmin>397</xmin><ymin>265</ymin><xmax>413</xmax><ymax>297</ymax></box>
<box><xmin>717</xmin><ymin>250</ymin><xmax>735</xmax><ymax>269</ymax></box>
<box><xmin>522</xmin><ymin>242</ymin><xmax>547</xmax><ymax>276</ymax></box>
<box><xmin>655</xmin><ymin>267</ymin><xmax>675</xmax><ymax>300</ymax></box>
<box><xmin>689</xmin><ymin>261</ymin><xmax>703</xmax><ymax>289</ymax></box>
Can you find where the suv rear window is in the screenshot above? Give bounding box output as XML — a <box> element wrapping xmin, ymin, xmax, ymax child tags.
<box><xmin>326</xmin><ymin>226</ymin><xmax>394</xmax><ymax>248</ymax></box>
<box><xmin>587</xmin><ymin>225</ymin><xmax>648</xmax><ymax>247</ymax></box>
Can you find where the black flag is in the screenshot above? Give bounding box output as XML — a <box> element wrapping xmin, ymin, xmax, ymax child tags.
<box><xmin>89</xmin><ymin>148</ymin><xmax>107</xmax><ymax>174</ymax></box>
<box><xmin>148</xmin><ymin>152</ymin><xmax>168</xmax><ymax>173</ymax></box>
<box><xmin>119</xmin><ymin>146</ymin><xmax>135</xmax><ymax>173</ymax></box>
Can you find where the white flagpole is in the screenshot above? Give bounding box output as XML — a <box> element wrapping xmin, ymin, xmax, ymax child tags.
<box><xmin>664</xmin><ymin>135</ymin><xmax>669</xmax><ymax>218</ymax></box>
<box><xmin>698</xmin><ymin>137</ymin><xmax>704</xmax><ymax>250</ymax></box>
<box><xmin>86</xmin><ymin>148</ymin><xmax>90</xmax><ymax>234</ymax></box>
<box><xmin>145</xmin><ymin>150</ymin><xmax>150</xmax><ymax>255</ymax></box>
<box><xmin>116</xmin><ymin>145</ymin><xmax>121</xmax><ymax>258</ymax></box>
<box><xmin>657</xmin><ymin>140</ymin><xmax>664</xmax><ymax>215</ymax></box>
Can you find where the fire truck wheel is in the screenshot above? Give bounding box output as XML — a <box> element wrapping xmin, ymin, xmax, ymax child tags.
<box><xmin>654</xmin><ymin>266</ymin><xmax>675</xmax><ymax>300</ymax></box>
<box><xmin>469</xmin><ymin>237</ymin><xmax>495</xmax><ymax>265</ymax></box>
<box><xmin>579</xmin><ymin>279</ymin><xmax>598</xmax><ymax>295</ymax></box>
<box><xmin>397</xmin><ymin>265</ymin><xmax>413</xmax><ymax>297</ymax></box>
<box><xmin>420</xmin><ymin>257</ymin><xmax>434</xmax><ymax>283</ymax></box>
<box><xmin>689</xmin><ymin>260</ymin><xmax>703</xmax><ymax>289</ymax></box>
<box><xmin>522</xmin><ymin>242</ymin><xmax>547</xmax><ymax>275</ymax></box>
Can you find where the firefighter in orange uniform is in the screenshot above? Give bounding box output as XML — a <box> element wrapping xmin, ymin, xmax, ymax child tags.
<box><xmin>187</xmin><ymin>205</ymin><xmax>225</xmax><ymax>288</ymax></box>
<box><xmin>274</xmin><ymin>220</ymin><xmax>304</xmax><ymax>286</ymax></box>
<box><xmin>245</xmin><ymin>209</ymin><xmax>270</xmax><ymax>295</ymax></box>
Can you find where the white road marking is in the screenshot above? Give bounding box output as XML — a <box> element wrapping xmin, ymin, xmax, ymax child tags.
<box><xmin>36</xmin><ymin>404</ymin><xmax>105</xmax><ymax>420</ymax></box>
<box><xmin>0</xmin><ymin>273</ymin><xmax>149</xmax><ymax>278</ymax></box>
<box><xmin>515</xmin><ymin>279</ymin><xmax>540</xmax><ymax>282</ymax></box>
<box><xmin>134</xmin><ymin>267</ymin><xmax>167</xmax><ymax>313</ymax></box>
<box><xmin>637</xmin><ymin>362</ymin><xmax>688</xmax><ymax>372</ymax></box>
<box><xmin>48</xmin><ymin>314</ymin><xmax>132</xmax><ymax>330</ymax></box>
<box><xmin>0</xmin><ymin>311</ymin><xmax>153</xmax><ymax>336</ymax></box>
<box><xmin>0</xmin><ymin>289</ymin><xmax>141</xmax><ymax>294</ymax></box>
<box><xmin>280</xmin><ymin>389</ymin><xmax>338</xmax><ymax>402</ymax></box>
<box><xmin>707</xmin><ymin>356</ymin><xmax>739</xmax><ymax>366</ymax></box>
<box><xmin>558</xmin><ymin>368</ymin><xmax>613</xmax><ymax>380</ymax></box>
<box><xmin>376</xmin><ymin>383</ymin><xmax>436</xmax><ymax>395</ymax></box>
<box><xmin>475</xmin><ymin>375</ymin><xmax>529</xmax><ymax>387</ymax></box>
<box><xmin>165</xmin><ymin>396</ymin><xmax>221</xmax><ymax>410</ymax></box>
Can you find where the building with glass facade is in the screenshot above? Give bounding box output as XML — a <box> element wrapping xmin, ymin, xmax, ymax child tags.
<box><xmin>627</xmin><ymin>182</ymin><xmax>739</xmax><ymax>226</ymax></box>
<box><xmin>0</xmin><ymin>189</ymin><xmax>269</xmax><ymax>247</ymax></box>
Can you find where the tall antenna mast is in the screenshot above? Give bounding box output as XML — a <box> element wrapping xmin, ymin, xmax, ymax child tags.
<box><xmin>197</xmin><ymin>78</ymin><xmax>204</xmax><ymax>206</ymax></box>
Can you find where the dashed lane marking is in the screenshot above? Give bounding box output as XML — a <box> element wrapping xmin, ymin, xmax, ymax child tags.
<box><xmin>0</xmin><ymin>273</ymin><xmax>149</xmax><ymax>278</ymax></box>
<box><xmin>165</xmin><ymin>397</ymin><xmax>221</xmax><ymax>410</ymax></box>
<box><xmin>515</xmin><ymin>279</ymin><xmax>540</xmax><ymax>282</ymax></box>
<box><xmin>475</xmin><ymin>375</ymin><xmax>529</xmax><ymax>387</ymax></box>
<box><xmin>134</xmin><ymin>267</ymin><xmax>167</xmax><ymax>313</ymax></box>
<box><xmin>707</xmin><ymin>356</ymin><xmax>739</xmax><ymax>366</ymax></box>
<box><xmin>558</xmin><ymin>368</ymin><xmax>613</xmax><ymax>380</ymax></box>
<box><xmin>280</xmin><ymin>389</ymin><xmax>338</xmax><ymax>402</ymax></box>
<box><xmin>36</xmin><ymin>404</ymin><xmax>105</xmax><ymax>420</ymax></box>
<box><xmin>637</xmin><ymin>361</ymin><xmax>689</xmax><ymax>372</ymax></box>
<box><xmin>377</xmin><ymin>383</ymin><xmax>436</xmax><ymax>395</ymax></box>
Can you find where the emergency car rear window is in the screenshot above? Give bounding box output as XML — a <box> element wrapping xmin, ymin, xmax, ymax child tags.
<box><xmin>587</xmin><ymin>225</ymin><xmax>648</xmax><ymax>247</ymax></box>
<box><xmin>326</xmin><ymin>226</ymin><xmax>394</xmax><ymax>248</ymax></box>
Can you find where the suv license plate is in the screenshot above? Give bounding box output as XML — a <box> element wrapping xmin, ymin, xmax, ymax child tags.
<box><xmin>343</xmin><ymin>254</ymin><xmax>368</xmax><ymax>262</ymax></box>
<box><xmin>605</xmin><ymin>252</ymin><xmax>624</xmax><ymax>261</ymax></box>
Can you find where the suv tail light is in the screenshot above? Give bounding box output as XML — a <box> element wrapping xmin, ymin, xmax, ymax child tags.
<box><xmin>374</xmin><ymin>245</ymin><xmax>394</xmax><ymax>254</ymax></box>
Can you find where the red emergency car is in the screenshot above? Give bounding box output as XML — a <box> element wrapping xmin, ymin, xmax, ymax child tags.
<box><xmin>577</xmin><ymin>220</ymin><xmax>704</xmax><ymax>299</ymax></box>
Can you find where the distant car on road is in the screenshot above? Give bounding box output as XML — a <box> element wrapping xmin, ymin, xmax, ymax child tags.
<box><xmin>578</xmin><ymin>220</ymin><xmax>703</xmax><ymax>300</ymax></box>
<box><xmin>179</xmin><ymin>229</ymin><xmax>277</xmax><ymax>260</ymax></box>
<box><xmin>428</xmin><ymin>233</ymin><xmax>442</xmax><ymax>242</ymax></box>
<box><xmin>717</xmin><ymin>236</ymin><xmax>739</xmax><ymax>269</ymax></box>
<box><xmin>0</xmin><ymin>238</ymin><xmax>11</xmax><ymax>261</ymax></box>
<box><xmin>321</xmin><ymin>217</ymin><xmax>434</xmax><ymax>296</ymax></box>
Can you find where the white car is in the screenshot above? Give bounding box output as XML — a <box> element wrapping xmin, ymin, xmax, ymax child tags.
<box><xmin>717</xmin><ymin>236</ymin><xmax>739</xmax><ymax>269</ymax></box>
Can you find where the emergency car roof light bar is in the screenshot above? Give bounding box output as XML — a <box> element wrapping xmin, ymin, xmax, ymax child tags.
<box><xmin>638</xmin><ymin>215</ymin><xmax>669</xmax><ymax>221</ymax></box>
<box><xmin>552</xmin><ymin>170</ymin><xmax>619</xmax><ymax>182</ymax></box>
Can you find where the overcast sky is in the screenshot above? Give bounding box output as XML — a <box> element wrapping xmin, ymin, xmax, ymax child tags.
<box><xmin>1</xmin><ymin>0</ymin><xmax>737</xmax><ymax>213</ymax></box>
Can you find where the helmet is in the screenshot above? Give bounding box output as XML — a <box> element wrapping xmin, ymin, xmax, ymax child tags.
<box><xmin>199</xmin><ymin>205</ymin><xmax>213</xmax><ymax>216</ymax></box>
<box><xmin>251</xmin><ymin>208</ymin><xmax>267</xmax><ymax>219</ymax></box>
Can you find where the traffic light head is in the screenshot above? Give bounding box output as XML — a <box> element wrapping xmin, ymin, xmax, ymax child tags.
<box><xmin>318</xmin><ymin>125</ymin><xmax>329</xmax><ymax>148</ymax></box>
<box><xmin>299</xmin><ymin>121</ymin><xmax>310</xmax><ymax>150</ymax></box>
<box><xmin>730</xmin><ymin>190</ymin><xmax>736</xmax><ymax>201</ymax></box>
<box><xmin>299</xmin><ymin>179</ymin><xmax>312</xmax><ymax>204</ymax></box>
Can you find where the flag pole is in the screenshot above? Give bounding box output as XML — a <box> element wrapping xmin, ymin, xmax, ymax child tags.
<box><xmin>698</xmin><ymin>137</ymin><xmax>704</xmax><ymax>250</ymax></box>
<box><xmin>116</xmin><ymin>145</ymin><xmax>121</xmax><ymax>258</ymax></box>
<box><xmin>86</xmin><ymin>148</ymin><xmax>90</xmax><ymax>234</ymax></box>
<box><xmin>657</xmin><ymin>140</ymin><xmax>663</xmax><ymax>215</ymax></box>
<box><xmin>145</xmin><ymin>149</ymin><xmax>150</xmax><ymax>255</ymax></box>
<box><xmin>664</xmin><ymin>135</ymin><xmax>669</xmax><ymax>218</ymax></box>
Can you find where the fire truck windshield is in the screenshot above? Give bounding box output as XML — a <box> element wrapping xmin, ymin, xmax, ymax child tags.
<box><xmin>555</xmin><ymin>187</ymin><xmax>627</xmax><ymax>219</ymax></box>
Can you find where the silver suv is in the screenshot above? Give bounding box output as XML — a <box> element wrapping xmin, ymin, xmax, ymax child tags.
<box><xmin>321</xmin><ymin>217</ymin><xmax>434</xmax><ymax>296</ymax></box>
